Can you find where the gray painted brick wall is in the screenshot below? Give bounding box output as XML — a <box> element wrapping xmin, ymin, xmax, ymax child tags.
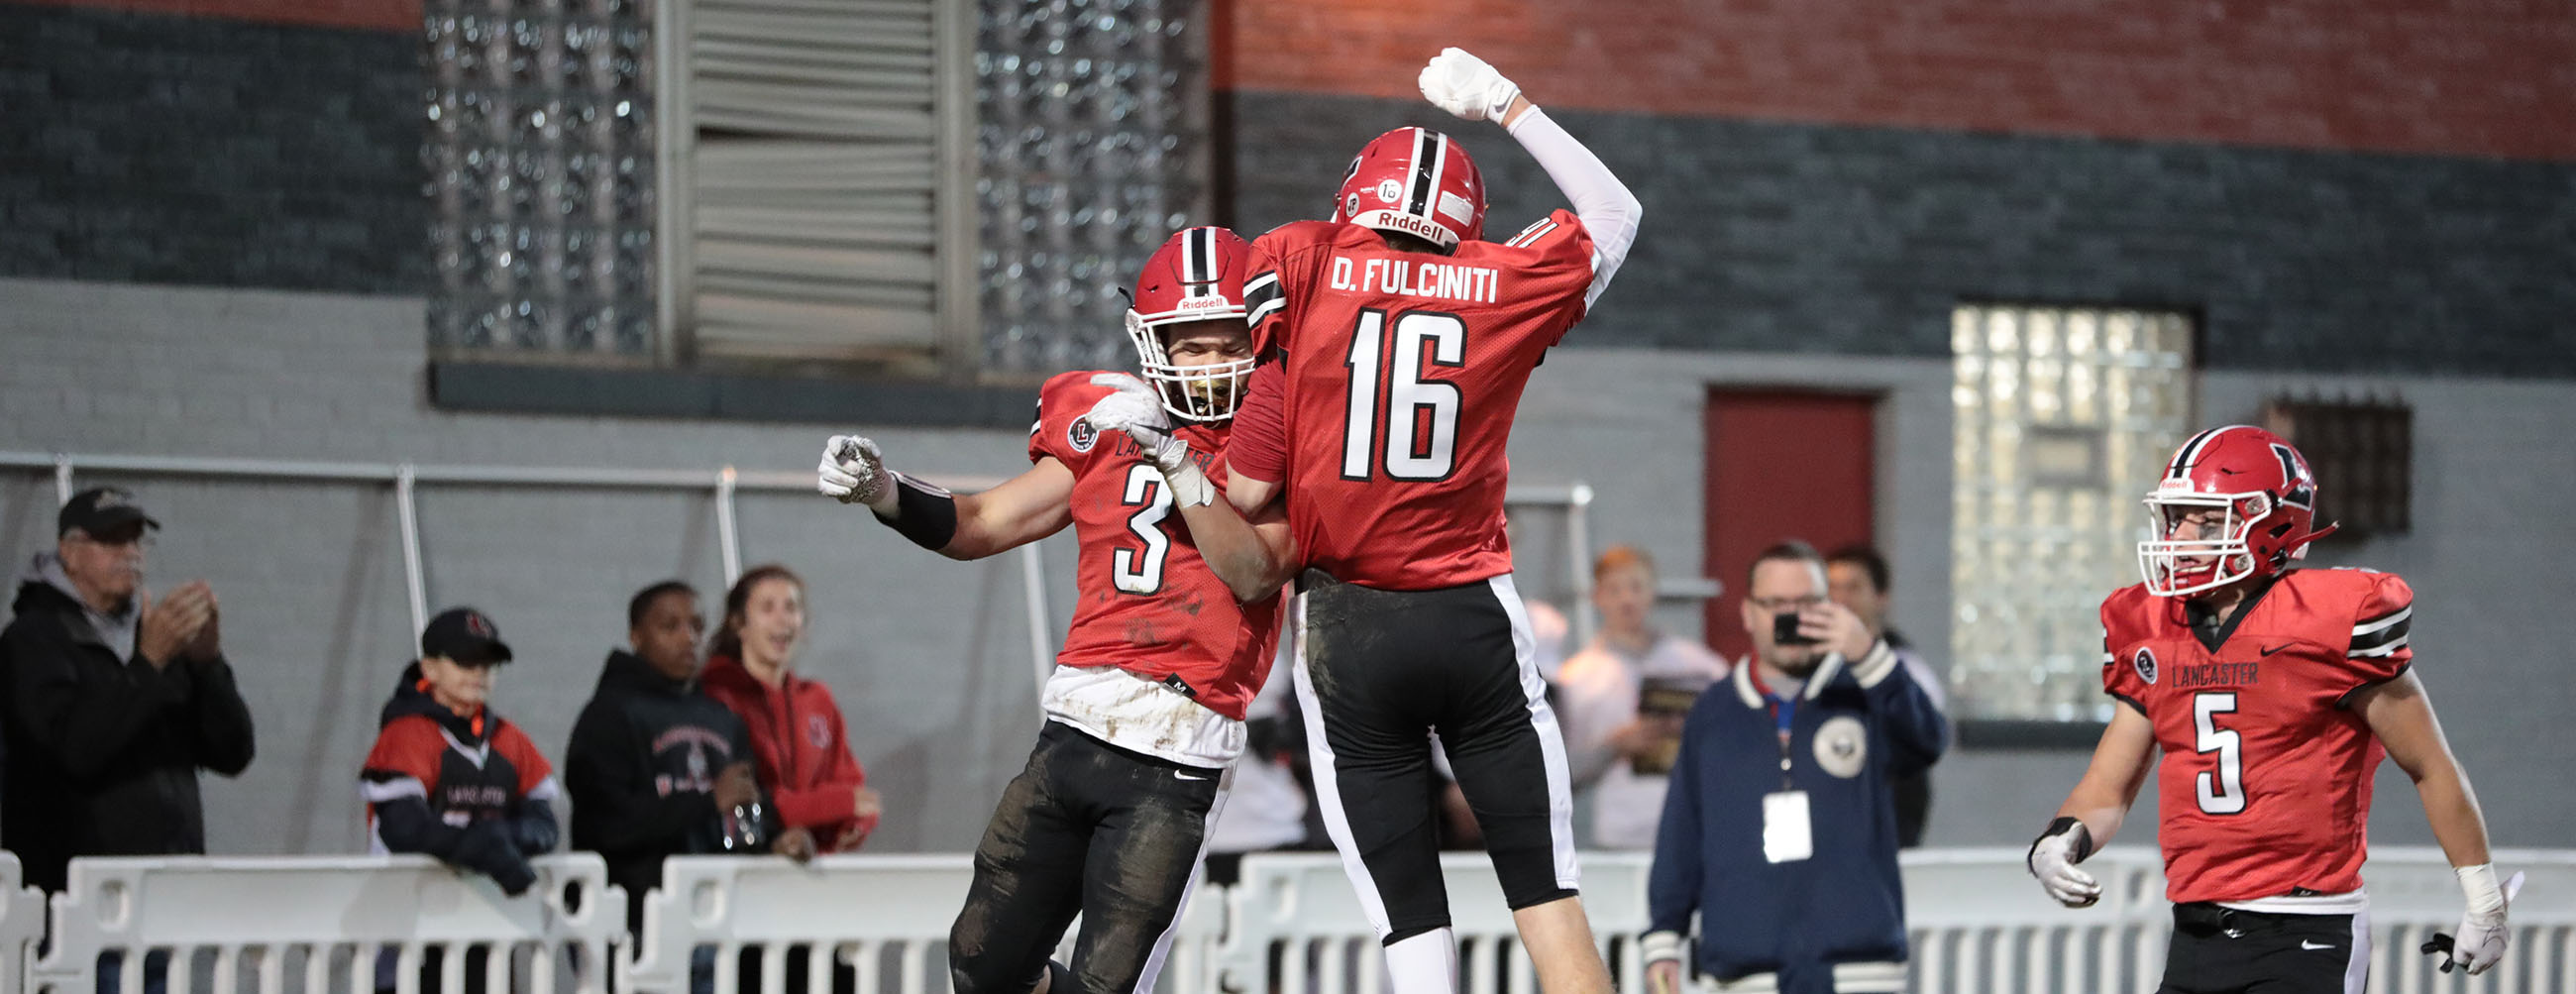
<box><xmin>1230</xmin><ymin>91</ymin><xmax>2576</xmax><ymax>378</ymax></box>
<box><xmin>7</xmin><ymin>276</ymin><xmax>2574</xmax><ymax>857</ymax></box>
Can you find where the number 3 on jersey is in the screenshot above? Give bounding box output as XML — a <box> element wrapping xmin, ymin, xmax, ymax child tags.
<box><xmin>2194</xmin><ymin>692</ymin><xmax>2246</xmax><ymax>815</ymax></box>
<box><xmin>1113</xmin><ymin>463</ymin><xmax>1172</xmax><ymax>594</ymax></box>
<box><xmin>1342</xmin><ymin>309</ymin><xmax>1466</xmax><ymax>482</ymax></box>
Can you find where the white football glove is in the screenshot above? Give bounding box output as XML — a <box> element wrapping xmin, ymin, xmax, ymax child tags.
<box><xmin>1086</xmin><ymin>374</ymin><xmax>1214</xmax><ymax>507</ymax></box>
<box><xmin>2026</xmin><ymin>818</ymin><xmax>2102</xmax><ymax>908</ymax></box>
<box><xmin>1418</xmin><ymin>47</ymin><xmax>1521</xmax><ymax>123</ymax></box>
<box><xmin>2423</xmin><ymin>864</ymin><xmax>2517</xmax><ymax>975</ymax></box>
<box><xmin>817</xmin><ymin>434</ymin><xmax>894</xmax><ymax>511</ymax></box>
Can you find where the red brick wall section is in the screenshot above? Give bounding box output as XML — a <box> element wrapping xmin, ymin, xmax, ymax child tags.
<box><xmin>9</xmin><ymin>0</ymin><xmax>418</xmax><ymax>32</ymax></box>
<box><xmin>1219</xmin><ymin>0</ymin><xmax>2576</xmax><ymax>162</ymax></box>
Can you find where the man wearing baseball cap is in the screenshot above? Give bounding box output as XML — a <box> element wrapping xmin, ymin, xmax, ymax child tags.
<box><xmin>1</xmin><ymin>487</ymin><xmax>258</xmax><ymax>893</ymax></box>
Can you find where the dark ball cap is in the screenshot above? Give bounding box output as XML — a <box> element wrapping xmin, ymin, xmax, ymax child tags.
<box><xmin>58</xmin><ymin>487</ymin><xmax>161</xmax><ymax>538</ymax></box>
<box><xmin>420</xmin><ymin>607</ymin><xmax>514</xmax><ymax>666</ymax></box>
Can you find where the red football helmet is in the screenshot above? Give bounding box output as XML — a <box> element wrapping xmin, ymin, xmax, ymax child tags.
<box><xmin>1125</xmin><ymin>226</ymin><xmax>1257</xmax><ymax>422</ymax></box>
<box><xmin>2137</xmin><ymin>425</ymin><xmax>2339</xmax><ymax>597</ymax></box>
<box><xmin>1331</xmin><ymin>127</ymin><xmax>1486</xmax><ymax>249</ymax></box>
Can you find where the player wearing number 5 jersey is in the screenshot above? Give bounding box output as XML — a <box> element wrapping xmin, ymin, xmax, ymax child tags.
<box><xmin>815</xmin><ymin>227</ymin><xmax>1287</xmax><ymax>994</ymax></box>
<box><xmin>1099</xmin><ymin>48</ymin><xmax>1642</xmax><ymax>994</ymax></box>
<box><xmin>2029</xmin><ymin>425</ymin><xmax>2512</xmax><ymax>993</ymax></box>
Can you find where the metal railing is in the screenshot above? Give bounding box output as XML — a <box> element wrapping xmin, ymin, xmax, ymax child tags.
<box><xmin>1</xmin><ymin>452</ymin><xmax>1600</xmax><ymax>689</ymax></box>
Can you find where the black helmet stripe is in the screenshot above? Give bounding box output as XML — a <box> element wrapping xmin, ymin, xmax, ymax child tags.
<box><xmin>2167</xmin><ymin>426</ymin><xmax>2225</xmax><ymax>479</ymax></box>
<box><xmin>1182</xmin><ymin>227</ymin><xmax>1211</xmax><ymax>285</ymax></box>
<box><xmin>1406</xmin><ymin>128</ymin><xmax>1439</xmax><ymax>218</ymax></box>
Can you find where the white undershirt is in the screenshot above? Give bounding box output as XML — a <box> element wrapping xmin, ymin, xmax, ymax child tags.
<box><xmin>1039</xmin><ymin>664</ymin><xmax>1241</xmax><ymax>769</ymax></box>
<box><xmin>1505</xmin><ymin>107</ymin><xmax>1642</xmax><ymax>309</ymax></box>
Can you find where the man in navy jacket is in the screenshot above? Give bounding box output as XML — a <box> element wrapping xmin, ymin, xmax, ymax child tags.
<box><xmin>1645</xmin><ymin>541</ymin><xmax>1947</xmax><ymax>994</ymax></box>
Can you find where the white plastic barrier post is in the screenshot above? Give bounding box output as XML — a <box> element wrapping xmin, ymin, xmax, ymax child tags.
<box><xmin>1902</xmin><ymin>847</ymin><xmax>2166</xmax><ymax>994</ymax></box>
<box><xmin>32</xmin><ymin>854</ymin><xmax>624</xmax><ymax>994</ymax></box>
<box><xmin>628</xmin><ymin>855</ymin><xmax>973</xmax><ymax>994</ymax></box>
<box><xmin>1221</xmin><ymin>852</ymin><xmax>1649</xmax><ymax>994</ymax></box>
<box><xmin>0</xmin><ymin>853</ymin><xmax>47</xmax><ymax>994</ymax></box>
<box><xmin>628</xmin><ymin>854</ymin><xmax>1231</xmax><ymax>994</ymax></box>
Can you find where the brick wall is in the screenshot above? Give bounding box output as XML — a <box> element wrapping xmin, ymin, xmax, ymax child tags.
<box><xmin>0</xmin><ymin>3</ymin><xmax>424</xmax><ymax>292</ymax></box>
<box><xmin>1220</xmin><ymin>0</ymin><xmax>2576</xmax><ymax>162</ymax></box>
<box><xmin>1231</xmin><ymin>91</ymin><xmax>2576</xmax><ymax>377</ymax></box>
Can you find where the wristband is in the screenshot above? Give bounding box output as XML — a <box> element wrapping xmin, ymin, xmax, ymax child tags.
<box><xmin>1640</xmin><ymin>930</ymin><xmax>1682</xmax><ymax>965</ymax></box>
<box><xmin>2030</xmin><ymin>816</ymin><xmax>2094</xmax><ymax>866</ymax></box>
<box><xmin>873</xmin><ymin>473</ymin><xmax>958</xmax><ymax>551</ymax></box>
<box><xmin>2458</xmin><ymin>862</ymin><xmax>2505</xmax><ymax>918</ymax></box>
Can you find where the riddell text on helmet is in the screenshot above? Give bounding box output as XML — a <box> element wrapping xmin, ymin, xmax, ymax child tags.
<box><xmin>1329</xmin><ymin>255</ymin><xmax>1501</xmax><ymax>304</ymax></box>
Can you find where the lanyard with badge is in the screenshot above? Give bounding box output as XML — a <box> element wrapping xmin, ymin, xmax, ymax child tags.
<box><xmin>1760</xmin><ymin>683</ymin><xmax>1813</xmax><ymax>864</ymax></box>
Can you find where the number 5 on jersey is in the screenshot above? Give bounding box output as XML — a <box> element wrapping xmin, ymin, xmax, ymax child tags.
<box><xmin>2194</xmin><ymin>692</ymin><xmax>2246</xmax><ymax>815</ymax></box>
<box><xmin>1342</xmin><ymin>309</ymin><xmax>1467</xmax><ymax>482</ymax></box>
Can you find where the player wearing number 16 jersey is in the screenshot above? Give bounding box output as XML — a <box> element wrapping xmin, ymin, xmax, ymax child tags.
<box><xmin>815</xmin><ymin>227</ymin><xmax>1286</xmax><ymax>994</ymax></box>
<box><xmin>2028</xmin><ymin>425</ymin><xmax>2512</xmax><ymax>993</ymax></box>
<box><xmin>1091</xmin><ymin>48</ymin><xmax>1642</xmax><ymax>994</ymax></box>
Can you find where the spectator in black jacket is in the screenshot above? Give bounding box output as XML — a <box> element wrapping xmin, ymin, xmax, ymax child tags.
<box><xmin>568</xmin><ymin>581</ymin><xmax>812</xmax><ymax>936</ymax></box>
<box><xmin>0</xmin><ymin>487</ymin><xmax>256</xmax><ymax>893</ymax></box>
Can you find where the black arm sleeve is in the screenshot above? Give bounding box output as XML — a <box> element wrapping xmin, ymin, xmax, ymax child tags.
<box><xmin>182</xmin><ymin>654</ymin><xmax>257</xmax><ymax>776</ymax></box>
<box><xmin>374</xmin><ymin>795</ymin><xmax>473</xmax><ymax>858</ymax></box>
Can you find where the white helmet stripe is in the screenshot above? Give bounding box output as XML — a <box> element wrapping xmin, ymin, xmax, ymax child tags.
<box><xmin>1184</xmin><ymin>227</ymin><xmax>1209</xmax><ymax>285</ymax></box>
<box><xmin>1423</xmin><ymin>132</ymin><xmax>1450</xmax><ymax>229</ymax></box>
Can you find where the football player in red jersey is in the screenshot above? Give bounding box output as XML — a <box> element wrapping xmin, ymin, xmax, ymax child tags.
<box><xmin>2028</xmin><ymin>425</ymin><xmax>2511</xmax><ymax>992</ymax></box>
<box><xmin>814</xmin><ymin>227</ymin><xmax>1289</xmax><ymax>994</ymax></box>
<box><xmin>1090</xmin><ymin>48</ymin><xmax>1641</xmax><ymax>994</ymax></box>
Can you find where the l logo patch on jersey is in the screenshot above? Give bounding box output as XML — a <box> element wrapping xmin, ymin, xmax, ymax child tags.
<box><xmin>1068</xmin><ymin>416</ymin><xmax>1099</xmax><ymax>454</ymax></box>
<box><xmin>2134</xmin><ymin>647</ymin><xmax>2159</xmax><ymax>685</ymax></box>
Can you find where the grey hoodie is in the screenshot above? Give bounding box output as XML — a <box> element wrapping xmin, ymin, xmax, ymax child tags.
<box><xmin>21</xmin><ymin>551</ymin><xmax>139</xmax><ymax>662</ymax></box>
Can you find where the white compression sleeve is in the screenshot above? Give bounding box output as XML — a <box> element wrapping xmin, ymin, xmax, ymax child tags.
<box><xmin>1505</xmin><ymin>106</ymin><xmax>1643</xmax><ymax>308</ymax></box>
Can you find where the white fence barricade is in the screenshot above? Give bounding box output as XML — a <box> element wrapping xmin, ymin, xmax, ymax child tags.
<box><xmin>1</xmin><ymin>852</ymin><xmax>46</xmax><ymax>994</ymax></box>
<box><xmin>30</xmin><ymin>854</ymin><xmax>623</xmax><ymax>994</ymax></box>
<box><xmin>13</xmin><ymin>846</ymin><xmax>2575</xmax><ymax>994</ymax></box>
<box><xmin>1215</xmin><ymin>852</ymin><xmax>1654</xmax><ymax>994</ymax></box>
<box><xmin>627</xmin><ymin>854</ymin><xmax>1229</xmax><ymax>994</ymax></box>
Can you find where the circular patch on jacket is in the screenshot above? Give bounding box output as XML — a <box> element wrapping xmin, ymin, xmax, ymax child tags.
<box><xmin>806</xmin><ymin>714</ymin><xmax>832</xmax><ymax>749</ymax></box>
<box><xmin>2134</xmin><ymin>647</ymin><xmax>2158</xmax><ymax>685</ymax></box>
<box><xmin>1813</xmin><ymin>716</ymin><xmax>1868</xmax><ymax>779</ymax></box>
<box><xmin>1068</xmin><ymin>416</ymin><xmax>1098</xmax><ymax>454</ymax></box>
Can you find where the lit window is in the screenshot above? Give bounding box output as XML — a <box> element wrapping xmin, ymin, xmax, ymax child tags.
<box><xmin>1950</xmin><ymin>306</ymin><xmax>2194</xmax><ymax>721</ymax></box>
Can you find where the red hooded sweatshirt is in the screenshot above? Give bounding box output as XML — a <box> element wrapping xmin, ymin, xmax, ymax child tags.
<box><xmin>698</xmin><ymin>654</ymin><xmax>875</xmax><ymax>849</ymax></box>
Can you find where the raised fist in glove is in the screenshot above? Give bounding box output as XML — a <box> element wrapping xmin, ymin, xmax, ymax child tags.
<box><xmin>1419</xmin><ymin>47</ymin><xmax>1521</xmax><ymax>123</ymax></box>
<box><xmin>1086</xmin><ymin>374</ymin><xmax>1212</xmax><ymax>507</ymax></box>
<box><xmin>2027</xmin><ymin>817</ymin><xmax>2102</xmax><ymax>908</ymax></box>
<box><xmin>817</xmin><ymin>434</ymin><xmax>894</xmax><ymax>511</ymax></box>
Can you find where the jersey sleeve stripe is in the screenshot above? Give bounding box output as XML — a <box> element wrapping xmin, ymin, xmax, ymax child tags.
<box><xmin>2348</xmin><ymin>633</ymin><xmax>2410</xmax><ymax>658</ymax></box>
<box><xmin>2352</xmin><ymin>606</ymin><xmax>2411</xmax><ymax>636</ymax></box>
<box><xmin>1507</xmin><ymin>219</ymin><xmax>1558</xmax><ymax>248</ymax></box>
<box><xmin>1244</xmin><ymin>272</ymin><xmax>1280</xmax><ymax>296</ymax></box>
<box><xmin>2107</xmin><ymin>691</ymin><xmax>2148</xmax><ymax>715</ymax></box>
<box><xmin>359</xmin><ymin>775</ymin><xmax>426</xmax><ymax>803</ymax></box>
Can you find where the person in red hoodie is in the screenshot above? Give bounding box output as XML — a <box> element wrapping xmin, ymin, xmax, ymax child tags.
<box><xmin>698</xmin><ymin>564</ymin><xmax>882</xmax><ymax>851</ymax></box>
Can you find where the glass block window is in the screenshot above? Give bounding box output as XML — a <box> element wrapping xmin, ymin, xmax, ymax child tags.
<box><xmin>976</xmin><ymin>0</ymin><xmax>1212</xmax><ymax>376</ymax></box>
<box><xmin>425</xmin><ymin>0</ymin><xmax>658</xmax><ymax>359</ymax></box>
<box><xmin>1950</xmin><ymin>306</ymin><xmax>2194</xmax><ymax>721</ymax></box>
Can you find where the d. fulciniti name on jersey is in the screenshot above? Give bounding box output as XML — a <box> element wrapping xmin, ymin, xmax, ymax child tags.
<box><xmin>1329</xmin><ymin>256</ymin><xmax>1501</xmax><ymax>304</ymax></box>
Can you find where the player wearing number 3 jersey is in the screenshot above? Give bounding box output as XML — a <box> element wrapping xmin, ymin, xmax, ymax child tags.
<box><xmin>815</xmin><ymin>227</ymin><xmax>1287</xmax><ymax>994</ymax></box>
<box><xmin>1103</xmin><ymin>48</ymin><xmax>1642</xmax><ymax>994</ymax></box>
<box><xmin>2030</xmin><ymin>425</ymin><xmax>2512</xmax><ymax>993</ymax></box>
